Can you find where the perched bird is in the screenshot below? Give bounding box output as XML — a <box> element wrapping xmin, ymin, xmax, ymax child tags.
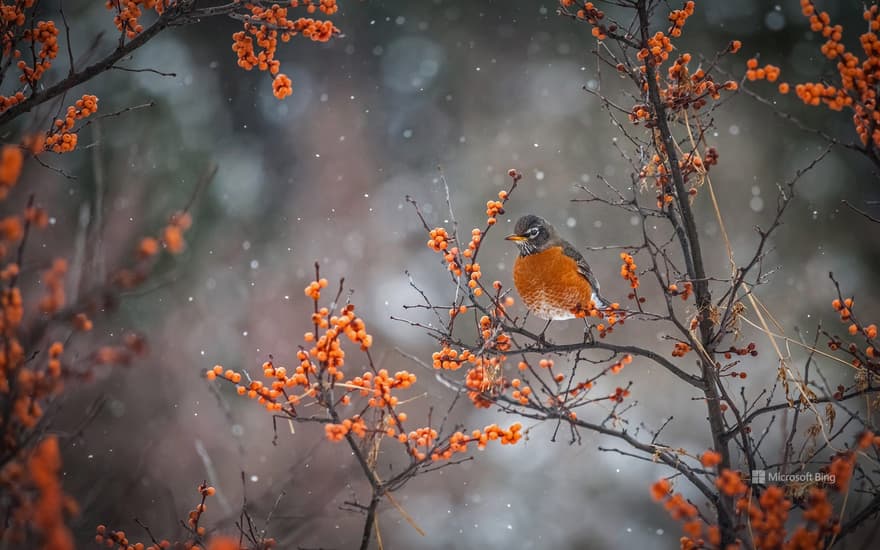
<box><xmin>505</xmin><ymin>214</ymin><xmax>607</xmax><ymax>323</ymax></box>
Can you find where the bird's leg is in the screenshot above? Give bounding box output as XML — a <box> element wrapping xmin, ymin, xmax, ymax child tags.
<box><xmin>582</xmin><ymin>318</ymin><xmax>595</xmax><ymax>344</ymax></box>
<box><xmin>537</xmin><ymin>319</ymin><xmax>553</xmax><ymax>345</ymax></box>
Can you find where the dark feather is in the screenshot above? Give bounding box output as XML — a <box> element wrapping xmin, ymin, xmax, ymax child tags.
<box><xmin>561</xmin><ymin>240</ymin><xmax>606</xmax><ymax>307</ymax></box>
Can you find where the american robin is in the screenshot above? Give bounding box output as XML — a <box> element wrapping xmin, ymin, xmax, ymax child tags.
<box><xmin>505</xmin><ymin>214</ymin><xmax>608</xmax><ymax>326</ymax></box>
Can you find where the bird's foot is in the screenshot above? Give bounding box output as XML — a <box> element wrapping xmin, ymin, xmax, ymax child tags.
<box><xmin>582</xmin><ymin>321</ymin><xmax>595</xmax><ymax>344</ymax></box>
<box><xmin>535</xmin><ymin>319</ymin><xmax>554</xmax><ymax>346</ymax></box>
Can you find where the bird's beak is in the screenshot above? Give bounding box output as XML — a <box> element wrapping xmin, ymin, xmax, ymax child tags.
<box><xmin>505</xmin><ymin>234</ymin><xmax>527</xmax><ymax>242</ymax></box>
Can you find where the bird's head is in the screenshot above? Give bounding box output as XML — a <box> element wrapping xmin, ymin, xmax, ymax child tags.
<box><xmin>505</xmin><ymin>214</ymin><xmax>556</xmax><ymax>255</ymax></box>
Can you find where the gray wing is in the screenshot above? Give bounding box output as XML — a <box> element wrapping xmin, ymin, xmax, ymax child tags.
<box><xmin>562</xmin><ymin>241</ymin><xmax>607</xmax><ymax>307</ymax></box>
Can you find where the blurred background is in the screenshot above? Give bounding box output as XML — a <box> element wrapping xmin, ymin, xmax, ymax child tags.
<box><xmin>6</xmin><ymin>0</ymin><xmax>880</xmax><ymax>548</ymax></box>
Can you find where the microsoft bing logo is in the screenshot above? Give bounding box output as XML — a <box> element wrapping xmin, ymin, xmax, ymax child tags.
<box><xmin>749</xmin><ymin>469</ymin><xmax>834</xmax><ymax>485</ymax></box>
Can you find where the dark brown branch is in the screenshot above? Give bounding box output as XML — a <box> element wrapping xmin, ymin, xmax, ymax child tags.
<box><xmin>521</xmin><ymin>407</ymin><xmax>721</xmax><ymax>508</ymax></box>
<box><xmin>359</xmin><ymin>493</ymin><xmax>380</xmax><ymax>550</ymax></box>
<box><xmin>635</xmin><ymin>0</ymin><xmax>732</xmax><ymax>541</ymax></box>
<box><xmin>501</xmin><ymin>323</ymin><xmax>704</xmax><ymax>388</ymax></box>
<box><xmin>833</xmin><ymin>491</ymin><xmax>880</xmax><ymax>544</ymax></box>
<box><xmin>723</xmin><ymin>386</ymin><xmax>880</xmax><ymax>443</ymax></box>
<box><xmin>842</xmin><ymin>199</ymin><xmax>880</xmax><ymax>224</ymax></box>
<box><xmin>0</xmin><ymin>10</ymin><xmax>173</xmax><ymax>127</ymax></box>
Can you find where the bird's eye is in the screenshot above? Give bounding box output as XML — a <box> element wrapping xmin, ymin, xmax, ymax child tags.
<box><xmin>527</xmin><ymin>226</ymin><xmax>540</xmax><ymax>238</ymax></box>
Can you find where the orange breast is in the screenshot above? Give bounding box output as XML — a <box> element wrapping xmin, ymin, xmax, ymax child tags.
<box><xmin>512</xmin><ymin>246</ymin><xmax>595</xmax><ymax>320</ymax></box>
